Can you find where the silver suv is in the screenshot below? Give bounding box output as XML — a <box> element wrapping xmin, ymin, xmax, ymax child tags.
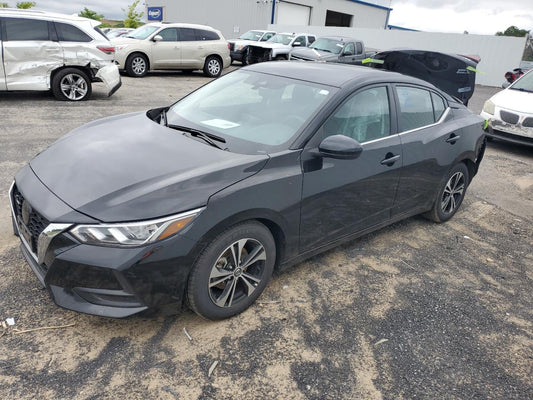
<box><xmin>111</xmin><ymin>23</ymin><xmax>231</xmax><ymax>78</ymax></box>
<box><xmin>0</xmin><ymin>9</ymin><xmax>121</xmax><ymax>101</ymax></box>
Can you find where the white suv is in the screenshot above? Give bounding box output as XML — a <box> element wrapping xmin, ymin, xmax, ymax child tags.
<box><xmin>0</xmin><ymin>9</ymin><xmax>121</xmax><ymax>101</ymax></box>
<box><xmin>112</xmin><ymin>23</ymin><xmax>231</xmax><ymax>78</ymax></box>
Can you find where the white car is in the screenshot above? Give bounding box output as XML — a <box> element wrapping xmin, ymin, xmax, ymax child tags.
<box><xmin>111</xmin><ymin>23</ymin><xmax>231</xmax><ymax>78</ymax></box>
<box><xmin>481</xmin><ymin>69</ymin><xmax>533</xmax><ymax>147</ymax></box>
<box><xmin>246</xmin><ymin>33</ymin><xmax>316</xmax><ymax>64</ymax></box>
<box><xmin>0</xmin><ymin>9</ymin><xmax>121</xmax><ymax>101</ymax></box>
<box><xmin>228</xmin><ymin>29</ymin><xmax>276</xmax><ymax>65</ymax></box>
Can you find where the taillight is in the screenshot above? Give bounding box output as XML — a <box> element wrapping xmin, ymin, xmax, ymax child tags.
<box><xmin>97</xmin><ymin>46</ymin><xmax>115</xmax><ymax>55</ymax></box>
<box><xmin>227</xmin><ymin>43</ymin><xmax>230</xmax><ymax>50</ymax></box>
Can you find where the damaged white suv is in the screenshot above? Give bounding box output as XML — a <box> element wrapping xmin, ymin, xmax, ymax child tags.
<box><xmin>0</xmin><ymin>9</ymin><xmax>121</xmax><ymax>101</ymax></box>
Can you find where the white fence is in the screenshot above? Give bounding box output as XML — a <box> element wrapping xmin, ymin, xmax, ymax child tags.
<box><xmin>269</xmin><ymin>24</ymin><xmax>527</xmax><ymax>87</ymax></box>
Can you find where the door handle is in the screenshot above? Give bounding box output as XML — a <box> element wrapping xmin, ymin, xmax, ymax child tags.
<box><xmin>446</xmin><ymin>133</ymin><xmax>461</xmax><ymax>144</ymax></box>
<box><xmin>380</xmin><ymin>153</ymin><xmax>400</xmax><ymax>166</ymax></box>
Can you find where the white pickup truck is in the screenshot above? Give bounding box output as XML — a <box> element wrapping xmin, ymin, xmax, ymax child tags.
<box><xmin>246</xmin><ymin>32</ymin><xmax>316</xmax><ymax>64</ymax></box>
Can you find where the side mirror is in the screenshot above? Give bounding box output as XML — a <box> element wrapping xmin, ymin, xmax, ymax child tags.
<box><xmin>292</xmin><ymin>42</ymin><xmax>302</xmax><ymax>47</ymax></box>
<box><xmin>343</xmin><ymin>50</ymin><xmax>354</xmax><ymax>56</ymax></box>
<box><xmin>153</xmin><ymin>35</ymin><xmax>163</xmax><ymax>42</ymax></box>
<box><xmin>318</xmin><ymin>135</ymin><xmax>363</xmax><ymax>159</ymax></box>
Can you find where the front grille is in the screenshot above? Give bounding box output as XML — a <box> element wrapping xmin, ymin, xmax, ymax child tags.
<box><xmin>522</xmin><ymin>117</ymin><xmax>533</xmax><ymax>128</ymax></box>
<box><xmin>248</xmin><ymin>46</ymin><xmax>271</xmax><ymax>63</ymax></box>
<box><xmin>500</xmin><ymin>110</ymin><xmax>519</xmax><ymax>124</ymax></box>
<box><xmin>12</xmin><ymin>186</ymin><xmax>49</xmax><ymax>253</ymax></box>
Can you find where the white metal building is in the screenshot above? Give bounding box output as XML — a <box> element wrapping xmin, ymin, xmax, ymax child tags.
<box><xmin>144</xmin><ymin>0</ymin><xmax>392</xmax><ymax>39</ymax></box>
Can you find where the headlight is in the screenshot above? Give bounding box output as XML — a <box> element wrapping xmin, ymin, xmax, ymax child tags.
<box><xmin>70</xmin><ymin>208</ymin><xmax>203</xmax><ymax>247</ymax></box>
<box><xmin>483</xmin><ymin>99</ymin><xmax>495</xmax><ymax>115</ymax></box>
<box><xmin>235</xmin><ymin>44</ymin><xmax>245</xmax><ymax>51</ymax></box>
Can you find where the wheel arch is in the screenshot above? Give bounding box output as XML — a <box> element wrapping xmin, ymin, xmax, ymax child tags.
<box><xmin>50</xmin><ymin>65</ymin><xmax>93</xmax><ymax>88</ymax></box>
<box><xmin>126</xmin><ymin>51</ymin><xmax>151</xmax><ymax>71</ymax></box>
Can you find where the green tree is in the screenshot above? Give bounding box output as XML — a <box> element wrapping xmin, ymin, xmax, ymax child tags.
<box><xmin>496</xmin><ymin>26</ymin><xmax>529</xmax><ymax>37</ymax></box>
<box><xmin>16</xmin><ymin>1</ymin><xmax>36</xmax><ymax>8</ymax></box>
<box><xmin>122</xmin><ymin>0</ymin><xmax>143</xmax><ymax>28</ymax></box>
<box><xmin>0</xmin><ymin>3</ymin><xmax>9</xmax><ymax>7</ymax></box>
<box><xmin>79</xmin><ymin>7</ymin><xmax>104</xmax><ymax>21</ymax></box>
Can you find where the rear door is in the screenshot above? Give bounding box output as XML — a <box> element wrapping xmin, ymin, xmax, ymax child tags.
<box><xmin>299</xmin><ymin>85</ymin><xmax>402</xmax><ymax>251</ymax></box>
<box><xmin>3</xmin><ymin>17</ymin><xmax>63</xmax><ymax>91</ymax></box>
<box><xmin>178</xmin><ymin>27</ymin><xmax>204</xmax><ymax>68</ymax></box>
<box><xmin>0</xmin><ymin>18</ymin><xmax>7</xmax><ymax>90</ymax></box>
<box><xmin>391</xmin><ymin>85</ymin><xmax>465</xmax><ymax>216</ymax></box>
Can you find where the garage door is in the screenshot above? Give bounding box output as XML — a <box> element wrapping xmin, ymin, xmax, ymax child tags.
<box><xmin>277</xmin><ymin>2</ymin><xmax>311</xmax><ymax>26</ymax></box>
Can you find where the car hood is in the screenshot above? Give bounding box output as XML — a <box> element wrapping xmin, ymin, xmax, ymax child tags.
<box><xmin>491</xmin><ymin>88</ymin><xmax>533</xmax><ymax>114</ymax></box>
<box><xmin>110</xmin><ymin>37</ymin><xmax>141</xmax><ymax>45</ymax></box>
<box><xmin>30</xmin><ymin>112</ymin><xmax>269</xmax><ymax>222</ymax></box>
<box><xmin>228</xmin><ymin>39</ymin><xmax>254</xmax><ymax>46</ymax></box>
<box><xmin>252</xmin><ymin>42</ymin><xmax>289</xmax><ymax>50</ymax></box>
<box><xmin>291</xmin><ymin>47</ymin><xmax>337</xmax><ymax>61</ymax></box>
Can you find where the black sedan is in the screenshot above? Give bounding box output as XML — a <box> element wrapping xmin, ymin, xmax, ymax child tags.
<box><xmin>10</xmin><ymin>62</ymin><xmax>486</xmax><ymax>320</ymax></box>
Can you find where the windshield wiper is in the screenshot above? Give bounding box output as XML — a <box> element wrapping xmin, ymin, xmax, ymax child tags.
<box><xmin>510</xmin><ymin>87</ymin><xmax>533</xmax><ymax>93</ymax></box>
<box><xmin>167</xmin><ymin>124</ymin><xmax>226</xmax><ymax>150</ymax></box>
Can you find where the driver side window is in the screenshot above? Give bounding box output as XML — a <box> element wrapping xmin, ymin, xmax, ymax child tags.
<box><xmin>158</xmin><ymin>28</ymin><xmax>178</xmax><ymax>41</ymax></box>
<box><xmin>343</xmin><ymin>43</ymin><xmax>355</xmax><ymax>56</ymax></box>
<box><xmin>321</xmin><ymin>86</ymin><xmax>391</xmax><ymax>143</ymax></box>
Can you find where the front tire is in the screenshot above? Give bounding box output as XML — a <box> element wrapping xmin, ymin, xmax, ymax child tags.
<box><xmin>126</xmin><ymin>53</ymin><xmax>148</xmax><ymax>77</ymax></box>
<box><xmin>52</xmin><ymin>68</ymin><xmax>91</xmax><ymax>101</ymax></box>
<box><xmin>203</xmin><ymin>56</ymin><xmax>222</xmax><ymax>78</ymax></box>
<box><xmin>187</xmin><ymin>221</ymin><xmax>276</xmax><ymax>320</ymax></box>
<box><xmin>425</xmin><ymin>163</ymin><xmax>469</xmax><ymax>223</ymax></box>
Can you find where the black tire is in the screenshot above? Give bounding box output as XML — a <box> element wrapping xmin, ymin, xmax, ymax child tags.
<box><xmin>187</xmin><ymin>221</ymin><xmax>276</xmax><ymax>320</ymax></box>
<box><xmin>126</xmin><ymin>53</ymin><xmax>148</xmax><ymax>77</ymax></box>
<box><xmin>424</xmin><ymin>163</ymin><xmax>469</xmax><ymax>223</ymax></box>
<box><xmin>274</xmin><ymin>55</ymin><xmax>286</xmax><ymax>61</ymax></box>
<box><xmin>51</xmin><ymin>68</ymin><xmax>91</xmax><ymax>101</ymax></box>
<box><xmin>203</xmin><ymin>55</ymin><xmax>222</xmax><ymax>78</ymax></box>
<box><xmin>241</xmin><ymin>50</ymin><xmax>248</xmax><ymax>66</ymax></box>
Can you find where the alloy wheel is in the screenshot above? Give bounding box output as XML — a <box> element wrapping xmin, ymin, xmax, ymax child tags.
<box><xmin>207</xmin><ymin>59</ymin><xmax>221</xmax><ymax>76</ymax></box>
<box><xmin>440</xmin><ymin>171</ymin><xmax>465</xmax><ymax>214</ymax></box>
<box><xmin>208</xmin><ymin>238</ymin><xmax>266</xmax><ymax>308</ymax></box>
<box><xmin>132</xmin><ymin>57</ymin><xmax>146</xmax><ymax>75</ymax></box>
<box><xmin>60</xmin><ymin>73</ymin><xmax>88</xmax><ymax>101</ymax></box>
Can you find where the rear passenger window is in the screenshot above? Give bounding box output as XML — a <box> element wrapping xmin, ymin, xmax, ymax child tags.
<box><xmin>396</xmin><ymin>86</ymin><xmax>435</xmax><ymax>132</ymax></box>
<box><xmin>355</xmin><ymin>42</ymin><xmax>363</xmax><ymax>54</ymax></box>
<box><xmin>197</xmin><ymin>29</ymin><xmax>219</xmax><ymax>41</ymax></box>
<box><xmin>5</xmin><ymin>18</ymin><xmax>49</xmax><ymax>41</ymax></box>
<box><xmin>55</xmin><ymin>22</ymin><xmax>92</xmax><ymax>42</ymax></box>
<box><xmin>308</xmin><ymin>36</ymin><xmax>316</xmax><ymax>44</ymax></box>
<box><xmin>431</xmin><ymin>92</ymin><xmax>447</xmax><ymax>121</ymax></box>
<box><xmin>178</xmin><ymin>28</ymin><xmax>197</xmax><ymax>41</ymax></box>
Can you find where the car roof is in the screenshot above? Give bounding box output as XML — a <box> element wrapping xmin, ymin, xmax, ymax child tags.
<box><xmin>245</xmin><ymin>61</ymin><xmax>440</xmax><ymax>90</ymax></box>
<box><xmin>147</xmin><ymin>22</ymin><xmax>218</xmax><ymax>31</ymax></box>
<box><xmin>0</xmin><ymin>8</ymin><xmax>98</xmax><ymax>25</ymax></box>
<box><xmin>317</xmin><ymin>36</ymin><xmax>358</xmax><ymax>42</ymax></box>
<box><xmin>278</xmin><ymin>32</ymin><xmax>313</xmax><ymax>36</ymax></box>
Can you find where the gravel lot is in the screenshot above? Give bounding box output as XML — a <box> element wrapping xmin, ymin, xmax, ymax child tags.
<box><xmin>0</xmin><ymin>67</ymin><xmax>532</xmax><ymax>399</ymax></box>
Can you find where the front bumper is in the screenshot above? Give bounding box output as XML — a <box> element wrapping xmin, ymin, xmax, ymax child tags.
<box><xmin>480</xmin><ymin>109</ymin><xmax>533</xmax><ymax>147</ymax></box>
<box><xmin>10</xmin><ymin>176</ymin><xmax>198</xmax><ymax>318</ymax></box>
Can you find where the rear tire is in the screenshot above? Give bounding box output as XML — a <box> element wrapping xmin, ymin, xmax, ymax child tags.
<box><xmin>126</xmin><ymin>53</ymin><xmax>148</xmax><ymax>77</ymax></box>
<box><xmin>203</xmin><ymin>56</ymin><xmax>222</xmax><ymax>78</ymax></box>
<box><xmin>424</xmin><ymin>163</ymin><xmax>469</xmax><ymax>223</ymax></box>
<box><xmin>187</xmin><ymin>221</ymin><xmax>276</xmax><ymax>320</ymax></box>
<box><xmin>52</xmin><ymin>68</ymin><xmax>91</xmax><ymax>101</ymax></box>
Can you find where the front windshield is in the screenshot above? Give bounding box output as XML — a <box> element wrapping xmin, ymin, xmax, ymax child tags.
<box><xmin>166</xmin><ymin>70</ymin><xmax>337</xmax><ymax>154</ymax></box>
<box><xmin>310</xmin><ymin>38</ymin><xmax>345</xmax><ymax>54</ymax></box>
<box><xmin>267</xmin><ymin>34</ymin><xmax>294</xmax><ymax>45</ymax></box>
<box><xmin>239</xmin><ymin>30</ymin><xmax>263</xmax><ymax>41</ymax></box>
<box><xmin>126</xmin><ymin>25</ymin><xmax>159</xmax><ymax>39</ymax></box>
<box><xmin>510</xmin><ymin>70</ymin><xmax>533</xmax><ymax>92</ymax></box>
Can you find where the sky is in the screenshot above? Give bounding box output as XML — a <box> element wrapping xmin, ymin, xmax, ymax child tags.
<box><xmin>12</xmin><ymin>0</ymin><xmax>533</xmax><ymax>36</ymax></box>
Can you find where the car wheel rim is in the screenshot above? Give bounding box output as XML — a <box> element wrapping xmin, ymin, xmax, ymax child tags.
<box><xmin>132</xmin><ymin>57</ymin><xmax>146</xmax><ymax>75</ymax></box>
<box><xmin>207</xmin><ymin>59</ymin><xmax>220</xmax><ymax>76</ymax></box>
<box><xmin>60</xmin><ymin>73</ymin><xmax>88</xmax><ymax>100</ymax></box>
<box><xmin>208</xmin><ymin>238</ymin><xmax>266</xmax><ymax>308</ymax></box>
<box><xmin>441</xmin><ymin>171</ymin><xmax>465</xmax><ymax>214</ymax></box>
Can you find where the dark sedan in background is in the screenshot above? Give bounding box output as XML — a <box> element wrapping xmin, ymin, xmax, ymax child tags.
<box><xmin>10</xmin><ymin>62</ymin><xmax>486</xmax><ymax>320</ymax></box>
